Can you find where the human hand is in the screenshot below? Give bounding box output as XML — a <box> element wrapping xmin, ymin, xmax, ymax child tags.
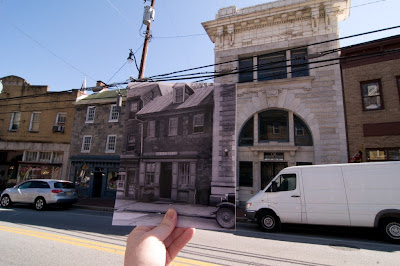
<box><xmin>124</xmin><ymin>209</ymin><xmax>195</xmax><ymax>266</ymax></box>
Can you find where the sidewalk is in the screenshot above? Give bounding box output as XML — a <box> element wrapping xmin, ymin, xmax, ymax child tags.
<box><xmin>73</xmin><ymin>197</ymin><xmax>249</xmax><ymax>222</ymax></box>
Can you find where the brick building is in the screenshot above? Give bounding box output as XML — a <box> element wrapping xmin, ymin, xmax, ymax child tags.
<box><xmin>203</xmin><ymin>0</ymin><xmax>350</xmax><ymax>205</ymax></box>
<box><xmin>341</xmin><ymin>35</ymin><xmax>400</xmax><ymax>162</ymax></box>
<box><xmin>69</xmin><ymin>87</ymin><xmax>126</xmax><ymax>198</ymax></box>
<box><xmin>0</xmin><ymin>75</ymin><xmax>82</xmax><ymax>188</ymax></box>
<box><xmin>118</xmin><ymin>82</ymin><xmax>172</xmax><ymax>199</ymax></box>
<box><xmin>118</xmin><ymin>82</ymin><xmax>236</xmax><ymax>206</ymax></box>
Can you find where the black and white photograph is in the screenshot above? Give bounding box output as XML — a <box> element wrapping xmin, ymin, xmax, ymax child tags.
<box><xmin>112</xmin><ymin>82</ymin><xmax>237</xmax><ymax>230</ymax></box>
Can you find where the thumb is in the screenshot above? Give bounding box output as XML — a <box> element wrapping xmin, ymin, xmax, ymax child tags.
<box><xmin>150</xmin><ymin>209</ymin><xmax>177</xmax><ymax>241</ymax></box>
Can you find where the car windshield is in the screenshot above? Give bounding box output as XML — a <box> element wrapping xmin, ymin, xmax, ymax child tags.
<box><xmin>54</xmin><ymin>182</ymin><xmax>75</xmax><ymax>189</ymax></box>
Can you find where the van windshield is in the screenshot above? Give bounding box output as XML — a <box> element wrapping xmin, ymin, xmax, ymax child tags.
<box><xmin>268</xmin><ymin>174</ymin><xmax>296</xmax><ymax>192</ymax></box>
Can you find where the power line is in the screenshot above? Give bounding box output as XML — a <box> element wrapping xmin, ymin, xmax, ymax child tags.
<box><xmin>146</xmin><ymin>25</ymin><xmax>400</xmax><ymax>80</ymax></box>
<box><xmin>149</xmin><ymin>48</ymin><xmax>400</xmax><ymax>82</ymax></box>
<box><xmin>153</xmin><ymin>33</ymin><xmax>207</xmax><ymax>39</ymax></box>
<box><xmin>2</xmin><ymin>48</ymin><xmax>399</xmax><ymax>108</ymax></box>
<box><xmin>104</xmin><ymin>0</ymin><xmax>131</xmax><ymax>25</ymax></box>
<box><xmin>0</xmin><ymin>14</ymin><xmax>96</xmax><ymax>82</ymax></box>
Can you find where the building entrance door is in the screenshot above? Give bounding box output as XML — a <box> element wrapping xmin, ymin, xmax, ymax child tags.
<box><xmin>260</xmin><ymin>162</ymin><xmax>288</xmax><ymax>190</ymax></box>
<box><xmin>160</xmin><ymin>163</ymin><xmax>172</xmax><ymax>198</ymax></box>
<box><xmin>92</xmin><ymin>171</ymin><xmax>103</xmax><ymax>197</ymax></box>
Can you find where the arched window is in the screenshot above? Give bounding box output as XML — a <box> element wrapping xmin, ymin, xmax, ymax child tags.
<box><xmin>238</xmin><ymin>110</ymin><xmax>313</xmax><ymax>147</ymax></box>
<box><xmin>294</xmin><ymin>114</ymin><xmax>313</xmax><ymax>146</ymax></box>
<box><xmin>238</xmin><ymin>117</ymin><xmax>253</xmax><ymax>146</ymax></box>
<box><xmin>259</xmin><ymin>110</ymin><xmax>289</xmax><ymax>142</ymax></box>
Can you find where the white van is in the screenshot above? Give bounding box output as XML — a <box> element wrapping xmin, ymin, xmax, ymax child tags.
<box><xmin>245</xmin><ymin>162</ymin><xmax>400</xmax><ymax>243</ymax></box>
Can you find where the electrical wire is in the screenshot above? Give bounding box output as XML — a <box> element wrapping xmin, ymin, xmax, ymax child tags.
<box><xmin>153</xmin><ymin>33</ymin><xmax>207</xmax><ymax>39</ymax></box>
<box><xmin>148</xmin><ymin>48</ymin><xmax>400</xmax><ymax>82</ymax></box>
<box><xmin>146</xmin><ymin>25</ymin><xmax>400</xmax><ymax>80</ymax></box>
<box><xmin>0</xmin><ymin>14</ymin><xmax>96</xmax><ymax>82</ymax></box>
<box><xmin>1</xmin><ymin>48</ymin><xmax>399</xmax><ymax>109</ymax></box>
<box><xmin>104</xmin><ymin>0</ymin><xmax>131</xmax><ymax>25</ymax></box>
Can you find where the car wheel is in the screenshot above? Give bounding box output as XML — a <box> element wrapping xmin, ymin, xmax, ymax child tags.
<box><xmin>258</xmin><ymin>211</ymin><xmax>280</xmax><ymax>232</ymax></box>
<box><xmin>34</xmin><ymin>197</ymin><xmax>46</xmax><ymax>211</ymax></box>
<box><xmin>216</xmin><ymin>207</ymin><xmax>235</xmax><ymax>229</ymax></box>
<box><xmin>380</xmin><ymin>218</ymin><xmax>400</xmax><ymax>243</ymax></box>
<box><xmin>1</xmin><ymin>195</ymin><xmax>12</xmax><ymax>208</ymax></box>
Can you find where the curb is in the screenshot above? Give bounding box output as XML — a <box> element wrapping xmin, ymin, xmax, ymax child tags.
<box><xmin>73</xmin><ymin>204</ymin><xmax>115</xmax><ymax>212</ymax></box>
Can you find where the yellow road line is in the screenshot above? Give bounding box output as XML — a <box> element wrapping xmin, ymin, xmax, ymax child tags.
<box><xmin>0</xmin><ymin>225</ymin><xmax>220</xmax><ymax>266</ymax></box>
<box><xmin>0</xmin><ymin>225</ymin><xmax>125</xmax><ymax>250</ymax></box>
<box><xmin>174</xmin><ymin>257</ymin><xmax>219</xmax><ymax>266</ymax></box>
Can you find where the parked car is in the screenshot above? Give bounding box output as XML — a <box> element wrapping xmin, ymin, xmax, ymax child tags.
<box><xmin>245</xmin><ymin>162</ymin><xmax>400</xmax><ymax>243</ymax></box>
<box><xmin>0</xmin><ymin>179</ymin><xmax>78</xmax><ymax>211</ymax></box>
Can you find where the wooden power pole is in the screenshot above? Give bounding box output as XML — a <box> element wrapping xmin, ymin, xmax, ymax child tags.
<box><xmin>138</xmin><ymin>0</ymin><xmax>156</xmax><ymax>80</ymax></box>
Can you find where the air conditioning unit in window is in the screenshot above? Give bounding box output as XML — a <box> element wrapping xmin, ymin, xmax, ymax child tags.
<box><xmin>52</xmin><ymin>125</ymin><xmax>65</xmax><ymax>133</ymax></box>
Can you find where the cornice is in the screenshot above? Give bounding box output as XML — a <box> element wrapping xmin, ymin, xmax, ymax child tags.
<box><xmin>202</xmin><ymin>0</ymin><xmax>349</xmax><ymax>45</ymax></box>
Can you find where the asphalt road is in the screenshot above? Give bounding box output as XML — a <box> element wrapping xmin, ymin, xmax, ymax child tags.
<box><xmin>1</xmin><ymin>205</ymin><xmax>400</xmax><ymax>265</ymax></box>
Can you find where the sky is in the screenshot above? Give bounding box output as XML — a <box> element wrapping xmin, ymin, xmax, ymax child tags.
<box><xmin>0</xmin><ymin>0</ymin><xmax>399</xmax><ymax>92</ymax></box>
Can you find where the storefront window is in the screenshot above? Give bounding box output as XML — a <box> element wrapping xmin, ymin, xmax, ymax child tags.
<box><xmin>76</xmin><ymin>169</ymin><xmax>91</xmax><ymax>188</ymax></box>
<box><xmin>17</xmin><ymin>165</ymin><xmax>54</xmax><ymax>182</ymax></box>
<box><xmin>367</xmin><ymin>148</ymin><xmax>400</xmax><ymax>161</ymax></box>
<box><xmin>107</xmin><ymin>172</ymin><xmax>119</xmax><ymax>190</ymax></box>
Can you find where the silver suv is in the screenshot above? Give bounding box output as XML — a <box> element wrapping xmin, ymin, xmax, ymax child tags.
<box><xmin>0</xmin><ymin>179</ymin><xmax>78</xmax><ymax>211</ymax></box>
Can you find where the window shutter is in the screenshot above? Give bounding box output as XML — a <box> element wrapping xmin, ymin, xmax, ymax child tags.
<box><xmin>164</xmin><ymin>120</ymin><xmax>168</xmax><ymax>136</ymax></box>
<box><xmin>143</xmin><ymin>122</ymin><xmax>148</xmax><ymax>137</ymax></box>
<box><xmin>188</xmin><ymin>115</ymin><xmax>194</xmax><ymax>134</ymax></box>
<box><xmin>155</xmin><ymin>120</ymin><xmax>160</xmax><ymax>137</ymax></box>
<box><xmin>178</xmin><ymin>117</ymin><xmax>183</xmax><ymax>135</ymax></box>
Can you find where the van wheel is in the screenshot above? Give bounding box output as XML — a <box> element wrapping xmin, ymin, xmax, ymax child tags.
<box><xmin>34</xmin><ymin>197</ymin><xmax>46</xmax><ymax>211</ymax></box>
<box><xmin>380</xmin><ymin>218</ymin><xmax>400</xmax><ymax>243</ymax></box>
<box><xmin>258</xmin><ymin>211</ymin><xmax>280</xmax><ymax>232</ymax></box>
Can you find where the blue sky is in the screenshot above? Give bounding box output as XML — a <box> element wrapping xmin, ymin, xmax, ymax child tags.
<box><xmin>0</xmin><ymin>0</ymin><xmax>399</xmax><ymax>92</ymax></box>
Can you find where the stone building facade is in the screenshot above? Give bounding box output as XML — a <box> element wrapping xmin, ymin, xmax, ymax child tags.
<box><xmin>118</xmin><ymin>82</ymin><xmax>236</xmax><ymax>206</ymax></box>
<box><xmin>203</xmin><ymin>0</ymin><xmax>350</xmax><ymax>205</ymax></box>
<box><xmin>0</xmin><ymin>75</ymin><xmax>82</xmax><ymax>188</ymax></box>
<box><xmin>69</xmin><ymin>88</ymin><xmax>126</xmax><ymax>198</ymax></box>
<box><xmin>118</xmin><ymin>82</ymin><xmax>172</xmax><ymax>200</ymax></box>
<box><xmin>341</xmin><ymin>35</ymin><xmax>400</xmax><ymax>162</ymax></box>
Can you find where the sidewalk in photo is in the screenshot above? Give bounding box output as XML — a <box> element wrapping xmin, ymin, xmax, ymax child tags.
<box><xmin>73</xmin><ymin>197</ymin><xmax>249</xmax><ymax>222</ymax></box>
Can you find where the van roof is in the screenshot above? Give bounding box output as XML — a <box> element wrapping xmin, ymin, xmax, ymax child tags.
<box><xmin>283</xmin><ymin>161</ymin><xmax>400</xmax><ymax>170</ymax></box>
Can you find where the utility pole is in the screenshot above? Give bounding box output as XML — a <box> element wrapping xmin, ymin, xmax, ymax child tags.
<box><xmin>138</xmin><ymin>0</ymin><xmax>156</xmax><ymax>80</ymax></box>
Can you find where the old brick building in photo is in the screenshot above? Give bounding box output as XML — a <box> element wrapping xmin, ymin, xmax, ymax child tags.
<box><xmin>118</xmin><ymin>83</ymin><xmax>236</xmax><ymax>206</ymax></box>
<box><xmin>341</xmin><ymin>35</ymin><xmax>400</xmax><ymax>162</ymax></box>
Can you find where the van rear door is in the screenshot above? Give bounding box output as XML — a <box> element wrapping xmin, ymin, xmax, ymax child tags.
<box><xmin>266</xmin><ymin>170</ymin><xmax>302</xmax><ymax>224</ymax></box>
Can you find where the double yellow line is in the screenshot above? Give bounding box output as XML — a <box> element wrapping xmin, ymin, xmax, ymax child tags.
<box><xmin>0</xmin><ymin>225</ymin><xmax>218</xmax><ymax>266</ymax></box>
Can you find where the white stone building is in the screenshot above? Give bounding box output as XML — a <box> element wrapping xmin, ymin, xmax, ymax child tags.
<box><xmin>203</xmin><ymin>0</ymin><xmax>350</xmax><ymax>205</ymax></box>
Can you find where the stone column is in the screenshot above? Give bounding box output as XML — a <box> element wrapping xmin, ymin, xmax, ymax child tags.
<box><xmin>210</xmin><ymin>84</ymin><xmax>237</xmax><ymax>206</ymax></box>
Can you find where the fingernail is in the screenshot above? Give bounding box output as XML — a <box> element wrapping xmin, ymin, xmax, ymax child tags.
<box><xmin>165</xmin><ymin>209</ymin><xmax>175</xmax><ymax>220</ymax></box>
